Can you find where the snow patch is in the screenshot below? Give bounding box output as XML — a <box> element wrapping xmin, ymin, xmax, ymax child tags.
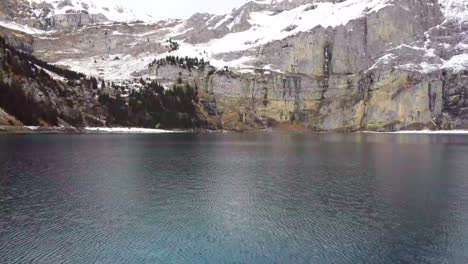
<box><xmin>391</xmin><ymin>130</ymin><xmax>468</xmax><ymax>134</ymax></box>
<box><xmin>200</xmin><ymin>0</ymin><xmax>392</xmax><ymax>54</ymax></box>
<box><xmin>55</xmin><ymin>53</ymin><xmax>158</xmax><ymax>80</ymax></box>
<box><xmin>438</xmin><ymin>0</ymin><xmax>468</xmax><ymax>23</ymax></box>
<box><xmin>164</xmin><ymin>0</ymin><xmax>393</xmax><ymax>70</ymax></box>
<box><xmin>0</xmin><ymin>20</ymin><xmax>45</xmax><ymax>35</ymax></box>
<box><xmin>29</xmin><ymin>0</ymin><xmax>154</xmax><ymax>22</ymax></box>
<box><xmin>369</xmin><ymin>53</ymin><xmax>397</xmax><ymax>70</ymax></box>
<box><xmin>442</xmin><ymin>53</ymin><xmax>468</xmax><ymax>73</ymax></box>
<box><xmin>363</xmin><ymin>130</ymin><xmax>468</xmax><ymax>134</ymax></box>
<box><xmin>84</xmin><ymin>127</ymin><xmax>179</xmax><ymax>134</ymax></box>
<box><xmin>396</xmin><ymin>62</ymin><xmax>442</xmax><ymax>74</ymax></box>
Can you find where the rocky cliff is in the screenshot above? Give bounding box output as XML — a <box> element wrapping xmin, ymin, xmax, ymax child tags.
<box><xmin>144</xmin><ymin>0</ymin><xmax>467</xmax><ymax>131</ymax></box>
<box><xmin>0</xmin><ymin>0</ymin><xmax>466</xmax><ymax>131</ymax></box>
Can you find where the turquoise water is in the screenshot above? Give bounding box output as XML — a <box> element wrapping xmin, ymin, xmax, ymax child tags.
<box><xmin>0</xmin><ymin>133</ymin><xmax>468</xmax><ymax>263</ymax></box>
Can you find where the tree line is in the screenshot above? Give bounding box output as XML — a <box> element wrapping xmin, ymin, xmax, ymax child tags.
<box><xmin>149</xmin><ymin>55</ymin><xmax>209</xmax><ymax>71</ymax></box>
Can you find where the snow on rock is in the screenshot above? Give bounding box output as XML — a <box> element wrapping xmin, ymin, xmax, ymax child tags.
<box><xmin>55</xmin><ymin>53</ymin><xmax>158</xmax><ymax>80</ymax></box>
<box><xmin>29</xmin><ymin>0</ymin><xmax>153</xmax><ymax>22</ymax></box>
<box><xmin>368</xmin><ymin>43</ymin><xmax>445</xmax><ymax>73</ymax></box>
<box><xmin>38</xmin><ymin>67</ymin><xmax>68</xmax><ymax>82</ymax></box>
<box><xmin>161</xmin><ymin>0</ymin><xmax>393</xmax><ymax>70</ymax></box>
<box><xmin>396</xmin><ymin>62</ymin><xmax>443</xmax><ymax>74</ymax></box>
<box><xmin>0</xmin><ymin>20</ymin><xmax>46</xmax><ymax>35</ymax></box>
<box><xmin>442</xmin><ymin>53</ymin><xmax>468</xmax><ymax>73</ymax></box>
<box><xmin>438</xmin><ymin>0</ymin><xmax>468</xmax><ymax>23</ymax></box>
<box><xmin>367</xmin><ymin>2</ymin><xmax>468</xmax><ymax>74</ymax></box>
<box><xmin>5</xmin><ymin>0</ymin><xmax>398</xmax><ymax>80</ymax></box>
<box><xmin>199</xmin><ymin>0</ymin><xmax>392</xmax><ymax>54</ymax></box>
<box><xmin>369</xmin><ymin>53</ymin><xmax>398</xmax><ymax>70</ymax></box>
<box><xmin>30</xmin><ymin>0</ymin><xmax>467</xmax><ymax>80</ymax></box>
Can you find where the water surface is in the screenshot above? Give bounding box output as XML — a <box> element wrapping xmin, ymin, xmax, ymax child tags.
<box><xmin>0</xmin><ymin>133</ymin><xmax>468</xmax><ymax>263</ymax></box>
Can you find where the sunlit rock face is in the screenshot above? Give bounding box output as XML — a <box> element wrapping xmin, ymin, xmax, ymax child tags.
<box><xmin>0</xmin><ymin>0</ymin><xmax>467</xmax><ymax>131</ymax></box>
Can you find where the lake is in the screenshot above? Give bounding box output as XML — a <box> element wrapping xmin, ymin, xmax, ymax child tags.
<box><xmin>0</xmin><ymin>133</ymin><xmax>468</xmax><ymax>263</ymax></box>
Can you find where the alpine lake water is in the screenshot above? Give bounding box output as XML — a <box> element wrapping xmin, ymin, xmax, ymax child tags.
<box><xmin>0</xmin><ymin>132</ymin><xmax>468</xmax><ymax>263</ymax></box>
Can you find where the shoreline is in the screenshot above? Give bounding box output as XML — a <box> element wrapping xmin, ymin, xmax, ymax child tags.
<box><xmin>83</xmin><ymin>127</ymin><xmax>183</xmax><ymax>134</ymax></box>
<box><xmin>360</xmin><ymin>130</ymin><xmax>468</xmax><ymax>135</ymax></box>
<box><xmin>1</xmin><ymin>126</ymin><xmax>468</xmax><ymax>135</ymax></box>
<box><xmin>0</xmin><ymin>126</ymin><xmax>188</xmax><ymax>134</ymax></box>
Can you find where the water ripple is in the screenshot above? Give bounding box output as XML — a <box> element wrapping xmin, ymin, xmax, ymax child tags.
<box><xmin>0</xmin><ymin>133</ymin><xmax>467</xmax><ymax>263</ymax></box>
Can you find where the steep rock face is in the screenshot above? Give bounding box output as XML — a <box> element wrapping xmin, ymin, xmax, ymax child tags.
<box><xmin>218</xmin><ymin>0</ymin><xmax>466</xmax><ymax>131</ymax></box>
<box><xmin>13</xmin><ymin>11</ymin><xmax>109</xmax><ymax>31</ymax></box>
<box><xmin>151</xmin><ymin>62</ymin><xmax>446</xmax><ymax>131</ymax></box>
<box><xmin>350</xmin><ymin>71</ymin><xmax>444</xmax><ymax>131</ymax></box>
<box><xmin>42</xmin><ymin>13</ymin><xmax>108</xmax><ymax>30</ymax></box>
<box><xmin>442</xmin><ymin>71</ymin><xmax>468</xmax><ymax>128</ymax></box>
<box><xmin>217</xmin><ymin>0</ymin><xmax>443</xmax><ymax>73</ymax></box>
<box><xmin>148</xmin><ymin>0</ymin><xmax>462</xmax><ymax>131</ymax></box>
<box><xmin>33</xmin><ymin>22</ymin><xmax>168</xmax><ymax>62</ymax></box>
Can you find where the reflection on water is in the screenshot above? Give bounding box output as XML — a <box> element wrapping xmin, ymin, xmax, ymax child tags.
<box><xmin>0</xmin><ymin>133</ymin><xmax>468</xmax><ymax>263</ymax></box>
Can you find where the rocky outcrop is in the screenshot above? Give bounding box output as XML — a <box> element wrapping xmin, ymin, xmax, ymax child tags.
<box><xmin>441</xmin><ymin>70</ymin><xmax>468</xmax><ymax>129</ymax></box>
<box><xmin>0</xmin><ymin>0</ymin><xmax>102</xmax><ymax>30</ymax></box>
<box><xmin>0</xmin><ymin>25</ymin><xmax>34</xmax><ymax>53</ymax></box>
<box><xmin>0</xmin><ymin>0</ymin><xmax>33</xmax><ymax>21</ymax></box>
<box><xmin>43</xmin><ymin>13</ymin><xmax>108</xmax><ymax>30</ymax></box>
<box><xmin>33</xmin><ymin>22</ymin><xmax>168</xmax><ymax>62</ymax></box>
<box><xmin>0</xmin><ymin>107</ymin><xmax>22</xmax><ymax>126</ymax></box>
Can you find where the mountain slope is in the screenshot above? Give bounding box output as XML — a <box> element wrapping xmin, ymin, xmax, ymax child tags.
<box><xmin>27</xmin><ymin>0</ymin><xmax>152</xmax><ymax>22</ymax></box>
<box><xmin>0</xmin><ymin>34</ymin><xmax>105</xmax><ymax>127</ymax></box>
<box><xmin>21</xmin><ymin>0</ymin><xmax>400</xmax><ymax>79</ymax></box>
<box><xmin>0</xmin><ymin>107</ymin><xmax>22</xmax><ymax>126</ymax></box>
<box><xmin>26</xmin><ymin>0</ymin><xmax>451</xmax><ymax>79</ymax></box>
<box><xmin>0</xmin><ymin>0</ymin><xmax>153</xmax><ymax>32</ymax></box>
<box><xmin>0</xmin><ymin>34</ymin><xmax>222</xmax><ymax>130</ymax></box>
<box><xmin>0</xmin><ymin>0</ymin><xmax>467</xmax><ymax>131</ymax></box>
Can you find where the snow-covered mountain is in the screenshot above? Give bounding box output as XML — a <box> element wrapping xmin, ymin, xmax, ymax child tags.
<box><xmin>0</xmin><ymin>0</ymin><xmax>154</xmax><ymax>32</ymax></box>
<box><xmin>24</xmin><ymin>0</ymin><xmax>466</xmax><ymax>78</ymax></box>
<box><xmin>167</xmin><ymin>0</ymin><xmax>393</xmax><ymax>63</ymax></box>
<box><xmin>2</xmin><ymin>0</ymin><xmax>467</xmax><ymax>79</ymax></box>
<box><xmin>0</xmin><ymin>0</ymin><xmax>467</xmax><ymax>131</ymax></box>
<box><xmin>6</xmin><ymin>0</ymin><xmax>401</xmax><ymax>78</ymax></box>
<box><xmin>27</xmin><ymin>0</ymin><xmax>153</xmax><ymax>22</ymax></box>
